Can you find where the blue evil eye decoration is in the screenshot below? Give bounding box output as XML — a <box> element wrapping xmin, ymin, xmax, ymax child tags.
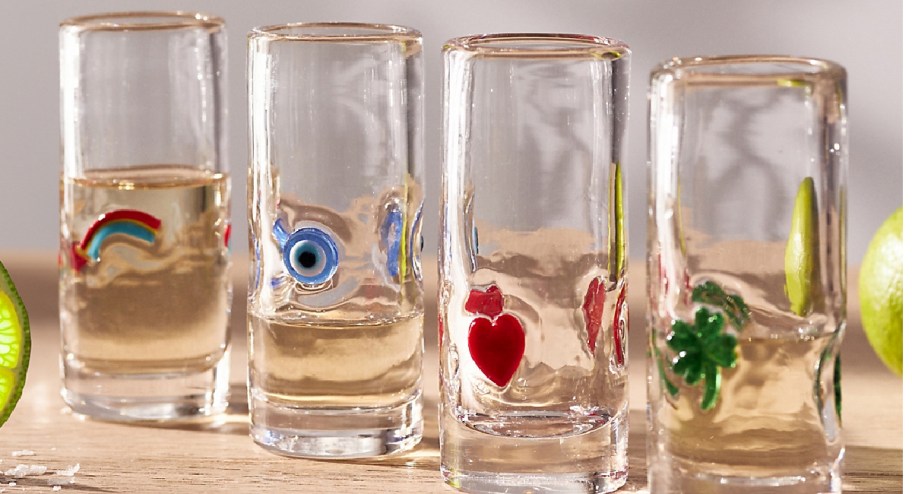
<box><xmin>408</xmin><ymin>202</ymin><xmax>424</xmax><ymax>282</ymax></box>
<box><xmin>273</xmin><ymin>220</ymin><xmax>340</xmax><ymax>285</ymax></box>
<box><xmin>381</xmin><ymin>207</ymin><xmax>404</xmax><ymax>279</ymax></box>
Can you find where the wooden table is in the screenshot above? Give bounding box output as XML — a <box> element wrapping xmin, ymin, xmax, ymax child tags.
<box><xmin>0</xmin><ymin>253</ymin><xmax>901</xmax><ymax>492</ymax></box>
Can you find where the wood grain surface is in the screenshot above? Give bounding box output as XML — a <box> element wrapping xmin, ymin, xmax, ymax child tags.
<box><xmin>0</xmin><ymin>253</ymin><xmax>901</xmax><ymax>492</ymax></box>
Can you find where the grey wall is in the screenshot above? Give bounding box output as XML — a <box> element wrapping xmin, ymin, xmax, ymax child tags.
<box><xmin>0</xmin><ymin>0</ymin><xmax>901</xmax><ymax>264</ymax></box>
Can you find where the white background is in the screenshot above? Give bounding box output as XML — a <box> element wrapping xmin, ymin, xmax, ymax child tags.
<box><xmin>0</xmin><ymin>0</ymin><xmax>901</xmax><ymax>264</ymax></box>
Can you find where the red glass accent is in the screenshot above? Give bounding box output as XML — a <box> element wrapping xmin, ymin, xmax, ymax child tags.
<box><xmin>438</xmin><ymin>315</ymin><xmax>444</xmax><ymax>350</ymax></box>
<box><xmin>78</xmin><ymin>209</ymin><xmax>161</xmax><ymax>252</ymax></box>
<box><xmin>612</xmin><ymin>284</ymin><xmax>627</xmax><ymax>365</ymax></box>
<box><xmin>582</xmin><ymin>278</ymin><xmax>607</xmax><ymax>352</ymax></box>
<box><xmin>467</xmin><ymin>313</ymin><xmax>525</xmax><ymax>387</ymax></box>
<box><xmin>465</xmin><ymin>285</ymin><xmax>504</xmax><ymax>318</ymax></box>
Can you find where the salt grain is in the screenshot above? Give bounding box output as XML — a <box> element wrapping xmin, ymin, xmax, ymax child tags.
<box><xmin>54</xmin><ymin>464</ymin><xmax>80</xmax><ymax>477</ymax></box>
<box><xmin>53</xmin><ymin>487</ymin><xmax>62</xmax><ymax>492</ymax></box>
<box><xmin>4</xmin><ymin>464</ymin><xmax>47</xmax><ymax>477</ymax></box>
<box><xmin>47</xmin><ymin>477</ymin><xmax>76</xmax><ymax>487</ymax></box>
<box><xmin>10</xmin><ymin>450</ymin><xmax>35</xmax><ymax>457</ymax></box>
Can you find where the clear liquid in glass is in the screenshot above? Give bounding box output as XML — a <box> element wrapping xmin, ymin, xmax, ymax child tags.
<box><xmin>441</xmin><ymin>227</ymin><xmax>628</xmax><ymax>492</ymax></box>
<box><xmin>59</xmin><ymin>165</ymin><xmax>231</xmax><ymax>420</ymax></box>
<box><xmin>247</xmin><ymin>185</ymin><xmax>424</xmax><ymax>458</ymax></box>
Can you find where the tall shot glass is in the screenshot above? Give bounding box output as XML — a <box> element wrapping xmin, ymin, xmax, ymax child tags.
<box><xmin>439</xmin><ymin>34</ymin><xmax>630</xmax><ymax>492</ymax></box>
<box><xmin>247</xmin><ymin>23</ymin><xmax>425</xmax><ymax>458</ymax></box>
<box><xmin>59</xmin><ymin>12</ymin><xmax>231</xmax><ymax>421</ymax></box>
<box><xmin>647</xmin><ymin>56</ymin><xmax>848</xmax><ymax>493</ymax></box>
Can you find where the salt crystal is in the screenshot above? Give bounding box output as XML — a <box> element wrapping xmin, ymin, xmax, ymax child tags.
<box><xmin>54</xmin><ymin>464</ymin><xmax>79</xmax><ymax>477</ymax></box>
<box><xmin>3</xmin><ymin>464</ymin><xmax>48</xmax><ymax>477</ymax></box>
<box><xmin>6</xmin><ymin>481</ymin><xmax>14</xmax><ymax>486</ymax></box>
<box><xmin>47</xmin><ymin>477</ymin><xmax>76</xmax><ymax>487</ymax></box>
<box><xmin>53</xmin><ymin>487</ymin><xmax>62</xmax><ymax>492</ymax></box>
<box><xmin>10</xmin><ymin>450</ymin><xmax>35</xmax><ymax>457</ymax></box>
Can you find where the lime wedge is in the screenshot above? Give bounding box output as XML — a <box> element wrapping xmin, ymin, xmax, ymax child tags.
<box><xmin>784</xmin><ymin>177</ymin><xmax>820</xmax><ymax>316</ymax></box>
<box><xmin>0</xmin><ymin>260</ymin><xmax>29</xmax><ymax>427</ymax></box>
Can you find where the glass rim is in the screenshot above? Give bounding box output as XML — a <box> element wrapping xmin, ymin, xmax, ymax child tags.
<box><xmin>59</xmin><ymin>11</ymin><xmax>224</xmax><ymax>32</ymax></box>
<box><xmin>443</xmin><ymin>33</ymin><xmax>630</xmax><ymax>59</ymax></box>
<box><xmin>652</xmin><ymin>55</ymin><xmax>846</xmax><ymax>82</ymax></box>
<box><xmin>249</xmin><ymin>22</ymin><xmax>421</xmax><ymax>42</ymax></box>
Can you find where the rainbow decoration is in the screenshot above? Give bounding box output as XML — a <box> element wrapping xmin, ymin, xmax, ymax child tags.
<box><xmin>70</xmin><ymin>209</ymin><xmax>162</xmax><ymax>271</ymax></box>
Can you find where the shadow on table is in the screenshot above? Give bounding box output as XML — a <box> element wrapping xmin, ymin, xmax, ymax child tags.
<box><xmin>117</xmin><ymin>383</ymin><xmax>250</xmax><ymax>435</ymax></box>
<box><xmin>331</xmin><ymin>408</ymin><xmax>649</xmax><ymax>481</ymax></box>
<box><xmin>2</xmin><ymin>476</ymin><xmax>115</xmax><ymax>493</ymax></box>
<box><xmin>99</xmin><ymin>383</ymin><xmax>649</xmax><ymax>482</ymax></box>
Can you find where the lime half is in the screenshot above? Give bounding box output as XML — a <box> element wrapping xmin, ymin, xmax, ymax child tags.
<box><xmin>0</xmin><ymin>260</ymin><xmax>29</xmax><ymax>427</ymax></box>
<box><xmin>859</xmin><ymin>208</ymin><xmax>903</xmax><ymax>375</ymax></box>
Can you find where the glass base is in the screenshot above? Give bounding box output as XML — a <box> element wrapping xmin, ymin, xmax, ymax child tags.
<box><xmin>61</xmin><ymin>351</ymin><xmax>230</xmax><ymax>422</ymax></box>
<box><xmin>648</xmin><ymin>454</ymin><xmax>844</xmax><ymax>494</ymax></box>
<box><xmin>442</xmin><ymin>470</ymin><xmax>627</xmax><ymax>494</ymax></box>
<box><xmin>440</xmin><ymin>407</ymin><xmax>628</xmax><ymax>493</ymax></box>
<box><xmin>249</xmin><ymin>391</ymin><xmax>423</xmax><ymax>458</ymax></box>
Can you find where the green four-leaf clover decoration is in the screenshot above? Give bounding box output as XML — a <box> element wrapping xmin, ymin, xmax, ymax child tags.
<box><xmin>668</xmin><ymin>308</ymin><xmax>738</xmax><ymax>410</ymax></box>
<box><xmin>659</xmin><ymin>281</ymin><xmax>750</xmax><ymax>411</ymax></box>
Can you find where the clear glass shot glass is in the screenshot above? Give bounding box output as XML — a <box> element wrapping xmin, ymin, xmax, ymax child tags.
<box><xmin>646</xmin><ymin>56</ymin><xmax>848</xmax><ymax>493</ymax></box>
<box><xmin>247</xmin><ymin>23</ymin><xmax>424</xmax><ymax>458</ymax></box>
<box><xmin>58</xmin><ymin>12</ymin><xmax>231</xmax><ymax>421</ymax></box>
<box><xmin>439</xmin><ymin>34</ymin><xmax>630</xmax><ymax>493</ymax></box>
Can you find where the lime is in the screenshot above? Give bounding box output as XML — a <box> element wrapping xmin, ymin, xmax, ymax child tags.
<box><xmin>785</xmin><ymin>177</ymin><xmax>820</xmax><ymax>316</ymax></box>
<box><xmin>859</xmin><ymin>208</ymin><xmax>903</xmax><ymax>375</ymax></box>
<box><xmin>0</xmin><ymin>260</ymin><xmax>29</xmax><ymax>427</ymax></box>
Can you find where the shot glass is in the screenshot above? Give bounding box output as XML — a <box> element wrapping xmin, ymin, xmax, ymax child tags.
<box><xmin>439</xmin><ymin>34</ymin><xmax>630</xmax><ymax>492</ymax></box>
<box><xmin>646</xmin><ymin>56</ymin><xmax>848</xmax><ymax>493</ymax></box>
<box><xmin>58</xmin><ymin>12</ymin><xmax>231</xmax><ymax>421</ymax></box>
<box><xmin>247</xmin><ymin>23</ymin><xmax>424</xmax><ymax>458</ymax></box>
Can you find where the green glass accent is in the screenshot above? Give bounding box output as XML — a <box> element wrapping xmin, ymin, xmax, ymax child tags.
<box><xmin>785</xmin><ymin>177</ymin><xmax>820</xmax><ymax>317</ymax></box>
<box><xmin>667</xmin><ymin>307</ymin><xmax>739</xmax><ymax>411</ymax></box>
<box><xmin>834</xmin><ymin>353</ymin><xmax>842</xmax><ymax>422</ymax></box>
<box><xmin>614</xmin><ymin>163</ymin><xmax>625</xmax><ymax>275</ymax></box>
<box><xmin>776</xmin><ymin>78</ymin><xmax>810</xmax><ymax>89</ymax></box>
<box><xmin>692</xmin><ymin>281</ymin><xmax>750</xmax><ymax>330</ymax></box>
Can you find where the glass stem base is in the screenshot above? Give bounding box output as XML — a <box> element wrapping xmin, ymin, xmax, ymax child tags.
<box><xmin>61</xmin><ymin>350</ymin><xmax>230</xmax><ymax>422</ymax></box>
<box><xmin>249</xmin><ymin>390</ymin><xmax>423</xmax><ymax>459</ymax></box>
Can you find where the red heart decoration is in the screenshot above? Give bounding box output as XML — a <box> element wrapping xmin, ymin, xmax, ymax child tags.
<box><xmin>612</xmin><ymin>284</ymin><xmax>627</xmax><ymax>365</ymax></box>
<box><xmin>468</xmin><ymin>314</ymin><xmax>525</xmax><ymax>387</ymax></box>
<box><xmin>582</xmin><ymin>278</ymin><xmax>607</xmax><ymax>352</ymax></box>
<box><xmin>465</xmin><ymin>285</ymin><xmax>504</xmax><ymax>318</ymax></box>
